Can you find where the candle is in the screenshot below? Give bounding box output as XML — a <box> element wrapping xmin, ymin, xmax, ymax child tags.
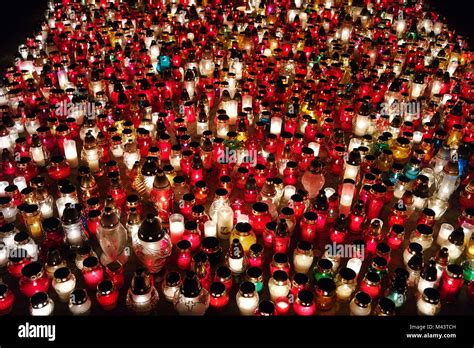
<box><xmin>69</xmin><ymin>288</ymin><xmax>92</xmax><ymax>316</ymax></box>
<box><xmin>0</xmin><ymin>181</ymin><xmax>9</xmax><ymax>196</ymax></box>
<box><xmin>293</xmin><ymin>241</ymin><xmax>314</xmax><ymax>274</ymax></box>
<box><xmin>52</xmin><ymin>267</ymin><xmax>76</xmax><ymax>302</ymax></box>
<box><xmin>169</xmin><ymin>214</ymin><xmax>185</xmax><ymax>245</ymax></box>
<box><xmin>63</xmin><ymin>139</ymin><xmax>79</xmax><ymax>168</ymax></box>
<box><xmin>29</xmin><ymin>292</ymin><xmax>54</xmax><ymax>316</ymax></box>
<box><xmin>270</xmin><ymin>116</ymin><xmax>283</xmax><ymax>135</ymax></box>
<box><xmin>236</xmin><ymin>282</ymin><xmax>259</xmax><ymax>316</ymax></box>
<box><xmin>96</xmin><ymin>280</ymin><xmax>119</xmax><ymax>310</ymax></box>
<box><xmin>346</xmin><ymin>258</ymin><xmax>362</xmax><ymax>276</ymax></box>
<box><xmin>339</xmin><ymin>180</ymin><xmax>355</xmax><ymax>215</ymax></box>
<box><xmin>217</xmin><ymin>206</ymin><xmax>233</xmax><ymax>240</ymax></box>
<box><xmin>437</xmin><ymin>223</ymin><xmax>454</xmax><ymax>246</ymax></box>
<box><xmin>204</xmin><ymin>220</ymin><xmax>217</xmax><ymax>238</ymax></box>
<box><xmin>13</xmin><ymin>176</ymin><xmax>27</xmax><ymax>192</ymax></box>
<box><xmin>81</xmin><ymin>256</ymin><xmax>104</xmax><ymax>289</ymax></box>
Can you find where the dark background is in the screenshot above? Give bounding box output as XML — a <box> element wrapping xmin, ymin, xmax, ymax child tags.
<box><xmin>0</xmin><ymin>0</ymin><xmax>473</xmax><ymax>70</ymax></box>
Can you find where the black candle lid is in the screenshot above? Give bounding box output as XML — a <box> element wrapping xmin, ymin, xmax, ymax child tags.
<box><xmin>53</xmin><ymin>267</ymin><xmax>70</xmax><ymax>282</ymax></box>
<box><xmin>181</xmin><ymin>271</ymin><xmax>202</xmax><ymax>297</ymax></box>
<box><xmin>97</xmin><ymin>280</ymin><xmax>114</xmax><ymax>295</ymax></box>
<box><xmin>0</xmin><ymin>284</ymin><xmax>9</xmax><ymax>299</ymax></box>
<box><xmin>354</xmin><ymin>291</ymin><xmax>371</xmax><ymax>308</ymax></box>
<box><xmin>210</xmin><ymin>282</ymin><xmax>226</xmax><ymax>297</ymax></box>
<box><xmin>22</xmin><ymin>261</ymin><xmax>43</xmax><ymax>279</ymax></box>
<box><xmin>292</xmin><ymin>273</ymin><xmax>309</xmax><ymax>287</ymax></box>
<box><xmin>192</xmin><ymin>252</ymin><xmax>208</xmax><ymax>264</ymax></box>
<box><xmin>249</xmin><ymin>243</ymin><xmax>263</xmax><ymax>255</ymax></box>
<box><xmin>339</xmin><ymin>267</ymin><xmax>356</xmax><ymax>282</ymax></box>
<box><xmin>201</xmin><ymin>237</ymin><xmax>219</xmax><ymax>251</ymax></box>
<box><xmin>297</xmin><ymin>290</ymin><xmax>314</xmax><ymax>307</ymax></box>
<box><xmin>303</xmin><ymin>211</ymin><xmax>317</xmax><ymax>221</ymax></box>
<box><xmin>258</xmin><ymin>300</ymin><xmax>275</xmax><ymax>315</ymax></box>
<box><xmin>46</xmin><ymin>247</ymin><xmax>63</xmax><ymax>266</ymax></box>
<box><xmin>62</xmin><ymin>203</ymin><xmax>81</xmax><ymax>223</ymax></box>
<box><xmin>191</xmin><ymin>205</ymin><xmax>205</xmax><ymax>215</ymax></box>
<box><xmin>448</xmin><ymin>228</ymin><xmax>465</xmax><ymax>246</ymax></box>
<box><xmin>138</xmin><ymin>214</ymin><xmax>165</xmax><ymax>242</ymax></box>
<box><xmin>216</xmin><ymin>266</ymin><xmax>231</xmax><ymax>280</ymax></box>
<box><xmin>422</xmin><ymin>288</ymin><xmax>440</xmax><ymax>304</ymax></box>
<box><xmin>391</xmin><ymin>224</ymin><xmax>404</xmax><ymax>234</ymax></box>
<box><xmin>297</xmin><ymin>240</ymin><xmax>312</xmax><ymax>252</ymax></box>
<box><xmin>235</xmin><ymin>222</ymin><xmax>252</xmax><ymax>234</ymax></box>
<box><xmin>417</xmin><ymin>224</ymin><xmax>433</xmax><ymax>236</ymax></box>
<box><xmin>177</xmin><ymin>239</ymin><xmax>192</xmax><ymax>251</ymax></box>
<box><xmin>377</xmin><ymin>297</ymin><xmax>395</xmax><ymax>315</ymax></box>
<box><xmin>126</xmin><ymin>194</ymin><xmax>139</xmax><ymax>204</ymax></box>
<box><xmin>42</xmin><ymin>217</ymin><xmax>61</xmax><ymax>232</ymax></box>
<box><xmin>446</xmin><ymin>264</ymin><xmax>463</xmax><ymax>279</ymax></box>
<box><xmin>14</xmin><ymin>231</ymin><xmax>30</xmax><ymax>243</ymax></box>
<box><xmin>364</xmin><ymin>271</ymin><xmax>381</xmax><ymax>285</ymax></box>
<box><xmin>317</xmin><ymin>258</ymin><xmax>333</xmax><ymax>271</ymax></box>
<box><xmin>272</xmin><ymin>270</ymin><xmax>288</xmax><ymax>283</ymax></box>
<box><xmin>408</xmin><ymin>242</ymin><xmax>423</xmax><ymax>254</ymax></box>
<box><xmin>30</xmin><ymin>292</ymin><xmax>49</xmax><ymax>309</ymax></box>
<box><xmin>252</xmin><ymin>202</ymin><xmax>268</xmax><ymax>213</ymax></box>
<box><xmin>165</xmin><ymin>271</ymin><xmax>182</xmax><ymax>287</ymax></box>
<box><xmin>273</xmin><ymin>253</ymin><xmax>288</xmax><ymax>265</ymax></box>
<box><xmin>70</xmin><ymin>288</ymin><xmax>88</xmax><ymax>305</ymax></box>
<box><xmin>246</xmin><ymin>267</ymin><xmax>263</xmax><ymax>281</ymax></box>
<box><xmin>82</xmin><ymin>256</ymin><xmax>99</xmax><ymax>269</ymax></box>
<box><xmin>100</xmin><ymin>207</ymin><xmax>119</xmax><ymax>228</ymax></box>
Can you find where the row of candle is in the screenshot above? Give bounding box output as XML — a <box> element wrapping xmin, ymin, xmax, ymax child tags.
<box><xmin>0</xmin><ymin>0</ymin><xmax>474</xmax><ymax>317</ymax></box>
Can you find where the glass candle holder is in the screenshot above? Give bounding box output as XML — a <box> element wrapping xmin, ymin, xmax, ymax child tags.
<box><xmin>0</xmin><ymin>284</ymin><xmax>15</xmax><ymax>315</ymax></box>
<box><xmin>360</xmin><ymin>271</ymin><xmax>382</xmax><ymax>299</ymax></box>
<box><xmin>439</xmin><ymin>264</ymin><xmax>464</xmax><ymax>303</ymax></box>
<box><xmin>314</xmin><ymin>258</ymin><xmax>334</xmax><ymax>282</ymax></box>
<box><xmin>410</xmin><ymin>224</ymin><xmax>434</xmax><ymax>250</ymax></box>
<box><xmin>96</xmin><ymin>280</ymin><xmax>119</xmax><ymax>310</ymax></box>
<box><xmin>176</xmin><ymin>240</ymin><xmax>192</xmax><ymax>270</ymax></box>
<box><xmin>162</xmin><ymin>272</ymin><xmax>182</xmax><ymax>302</ymax></box>
<box><xmin>81</xmin><ymin>256</ymin><xmax>104</xmax><ymax>289</ymax></box>
<box><xmin>315</xmin><ymin>278</ymin><xmax>337</xmax><ymax>311</ymax></box>
<box><xmin>169</xmin><ymin>213</ymin><xmax>185</xmax><ymax>245</ymax></box>
<box><xmin>300</xmin><ymin>211</ymin><xmax>318</xmax><ymax>242</ymax></box>
<box><xmin>29</xmin><ymin>292</ymin><xmax>54</xmax><ymax>316</ymax></box>
<box><xmin>106</xmin><ymin>261</ymin><xmax>125</xmax><ymax>289</ymax></box>
<box><xmin>209</xmin><ymin>282</ymin><xmax>229</xmax><ymax>311</ymax></box>
<box><xmin>52</xmin><ymin>267</ymin><xmax>76</xmax><ymax>302</ymax></box>
<box><xmin>69</xmin><ymin>288</ymin><xmax>92</xmax><ymax>316</ymax></box>
<box><xmin>336</xmin><ymin>267</ymin><xmax>357</xmax><ymax>302</ymax></box>
<box><xmin>230</xmin><ymin>222</ymin><xmax>256</xmax><ymax>253</ymax></box>
<box><xmin>19</xmin><ymin>262</ymin><xmax>50</xmax><ymax>298</ymax></box>
<box><xmin>417</xmin><ymin>288</ymin><xmax>441</xmax><ymax>316</ymax></box>
<box><xmin>293</xmin><ymin>241</ymin><xmax>314</xmax><ymax>274</ymax></box>
<box><xmin>268</xmin><ymin>270</ymin><xmax>291</xmax><ymax>302</ymax></box>
<box><xmin>21</xmin><ymin>204</ymin><xmax>43</xmax><ymax>240</ymax></box>
<box><xmin>350</xmin><ymin>291</ymin><xmax>372</xmax><ymax>316</ymax></box>
<box><xmin>126</xmin><ymin>268</ymin><xmax>159</xmax><ymax>314</ymax></box>
<box><xmin>236</xmin><ymin>281</ymin><xmax>259</xmax><ymax>316</ymax></box>
<box><xmin>249</xmin><ymin>202</ymin><xmax>272</xmax><ymax>236</ymax></box>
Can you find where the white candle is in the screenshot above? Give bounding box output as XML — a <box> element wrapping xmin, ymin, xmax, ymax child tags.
<box><xmin>64</xmin><ymin>140</ymin><xmax>79</xmax><ymax>168</ymax></box>
<box><xmin>343</xmin><ymin>163</ymin><xmax>359</xmax><ymax>181</ymax></box>
<box><xmin>13</xmin><ymin>176</ymin><xmax>27</xmax><ymax>192</ymax></box>
<box><xmin>228</xmin><ymin>257</ymin><xmax>244</xmax><ymax>274</ymax></box>
<box><xmin>339</xmin><ymin>181</ymin><xmax>355</xmax><ymax>215</ymax></box>
<box><xmin>308</xmin><ymin>142</ymin><xmax>320</xmax><ymax>156</ymax></box>
<box><xmin>283</xmin><ymin>185</ymin><xmax>296</xmax><ymax>202</ymax></box>
<box><xmin>217</xmin><ymin>206</ymin><xmax>233</xmax><ymax>240</ymax></box>
<box><xmin>204</xmin><ymin>220</ymin><xmax>217</xmax><ymax>238</ymax></box>
<box><xmin>169</xmin><ymin>214</ymin><xmax>185</xmax><ymax>244</ymax></box>
<box><xmin>270</xmin><ymin>116</ymin><xmax>283</xmax><ymax>135</ymax></box>
<box><xmin>461</xmin><ymin>222</ymin><xmax>474</xmax><ymax>246</ymax></box>
<box><xmin>348</xmin><ymin>137</ymin><xmax>362</xmax><ymax>152</ymax></box>
<box><xmin>236</xmin><ymin>293</ymin><xmax>259</xmax><ymax>316</ymax></box>
<box><xmin>31</xmin><ymin>146</ymin><xmax>46</xmax><ymax>166</ymax></box>
<box><xmin>413</xmin><ymin>131</ymin><xmax>423</xmax><ymax>144</ymax></box>
<box><xmin>336</xmin><ymin>284</ymin><xmax>355</xmax><ymax>302</ymax></box>
<box><xmin>293</xmin><ymin>253</ymin><xmax>314</xmax><ymax>274</ymax></box>
<box><xmin>346</xmin><ymin>258</ymin><xmax>362</xmax><ymax>276</ymax></box>
<box><xmin>85</xmin><ymin>148</ymin><xmax>100</xmax><ymax>172</ymax></box>
<box><xmin>437</xmin><ymin>223</ymin><xmax>454</xmax><ymax>247</ymax></box>
<box><xmin>324</xmin><ymin>187</ymin><xmax>336</xmax><ymax>198</ymax></box>
<box><xmin>56</xmin><ymin>197</ymin><xmax>68</xmax><ymax>219</ymax></box>
<box><xmin>0</xmin><ymin>181</ymin><xmax>9</xmax><ymax>196</ymax></box>
<box><xmin>53</xmin><ymin>273</ymin><xmax>76</xmax><ymax>302</ymax></box>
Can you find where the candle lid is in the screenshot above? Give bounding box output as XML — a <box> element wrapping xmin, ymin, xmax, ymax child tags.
<box><xmin>421</xmin><ymin>260</ymin><xmax>438</xmax><ymax>281</ymax></box>
<box><xmin>45</xmin><ymin>248</ymin><xmax>63</xmax><ymax>268</ymax></box>
<box><xmin>97</xmin><ymin>280</ymin><xmax>114</xmax><ymax>295</ymax></box>
<box><xmin>70</xmin><ymin>288</ymin><xmax>88</xmax><ymax>305</ymax></box>
<box><xmin>62</xmin><ymin>203</ymin><xmax>81</xmax><ymax>223</ymax></box>
<box><xmin>249</xmin><ymin>243</ymin><xmax>263</xmax><ymax>256</ymax></box>
<box><xmin>42</xmin><ymin>217</ymin><xmax>61</xmax><ymax>232</ymax></box>
<box><xmin>216</xmin><ymin>266</ymin><xmax>232</xmax><ymax>280</ymax></box>
<box><xmin>201</xmin><ymin>237</ymin><xmax>220</xmax><ymax>252</ymax></box>
<box><xmin>391</xmin><ymin>224</ymin><xmax>404</xmax><ymax>235</ymax></box>
<box><xmin>126</xmin><ymin>194</ymin><xmax>139</xmax><ymax>205</ymax></box>
<box><xmin>191</xmin><ymin>205</ymin><xmax>205</xmax><ymax>215</ymax></box>
<box><xmin>252</xmin><ymin>202</ymin><xmax>268</xmax><ymax>214</ymax></box>
<box><xmin>131</xmin><ymin>268</ymin><xmax>152</xmax><ymax>294</ymax></box>
<box><xmin>54</xmin><ymin>267</ymin><xmax>71</xmax><ymax>282</ymax></box>
<box><xmin>22</xmin><ymin>261</ymin><xmax>43</xmax><ymax>279</ymax></box>
<box><xmin>364</xmin><ymin>271</ymin><xmax>381</xmax><ymax>285</ymax></box>
<box><xmin>182</xmin><ymin>193</ymin><xmax>195</xmax><ymax>202</ymax></box>
<box><xmin>165</xmin><ymin>271</ymin><xmax>182</xmax><ymax>287</ymax></box>
<box><xmin>280</xmin><ymin>207</ymin><xmax>294</xmax><ymax>216</ymax></box>
<box><xmin>246</xmin><ymin>267</ymin><xmax>263</xmax><ymax>282</ymax></box>
<box><xmin>317</xmin><ymin>258</ymin><xmax>333</xmax><ymax>271</ymax></box>
<box><xmin>297</xmin><ymin>290</ymin><xmax>314</xmax><ymax>307</ymax></box>
<box><xmin>106</xmin><ymin>260</ymin><xmax>123</xmax><ymax>273</ymax></box>
<box><xmin>100</xmin><ymin>207</ymin><xmax>120</xmax><ymax>228</ymax></box>
<box><xmin>372</xmin><ymin>256</ymin><xmax>388</xmax><ymax>270</ymax></box>
<box><xmin>0</xmin><ymin>196</ymin><xmax>12</xmax><ymax>206</ymax></box>
<box><xmin>316</xmin><ymin>278</ymin><xmax>336</xmax><ymax>295</ymax></box>
<box><xmin>138</xmin><ymin>214</ymin><xmax>166</xmax><ymax>242</ymax></box>
<box><xmin>293</xmin><ymin>273</ymin><xmax>309</xmax><ymax>286</ymax></box>
<box><xmin>296</xmin><ymin>240</ymin><xmax>312</xmax><ymax>252</ymax></box>
<box><xmin>82</xmin><ymin>256</ymin><xmax>99</xmax><ymax>269</ymax></box>
<box><xmin>210</xmin><ymin>282</ymin><xmax>226</xmax><ymax>298</ymax></box>
<box><xmin>272</xmin><ymin>270</ymin><xmax>288</xmax><ymax>283</ymax></box>
<box><xmin>376</xmin><ymin>297</ymin><xmax>395</xmax><ymax>315</ymax></box>
<box><xmin>0</xmin><ymin>284</ymin><xmax>9</xmax><ymax>299</ymax></box>
<box><xmin>354</xmin><ymin>291</ymin><xmax>371</xmax><ymax>308</ymax></box>
<box><xmin>177</xmin><ymin>239</ymin><xmax>192</xmax><ymax>251</ymax></box>
<box><xmin>273</xmin><ymin>253</ymin><xmax>288</xmax><ymax>265</ymax></box>
<box><xmin>417</xmin><ymin>224</ymin><xmax>433</xmax><ymax>237</ymax></box>
<box><xmin>448</xmin><ymin>228</ymin><xmax>465</xmax><ymax>246</ymax></box>
<box><xmin>258</xmin><ymin>300</ymin><xmax>275</xmax><ymax>315</ymax></box>
<box><xmin>408</xmin><ymin>242</ymin><xmax>423</xmax><ymax>254</ymax></box>
<box><xmin>182</xmin><ymin>271</ymin><xmax>202</xmax><ymax>297</ymax></box>
<box><xmin>192</xmin><ymin>252</ymin><xmax>208</xmax><ymax>265</ymax></box>
<box><xmin>446</xmin><ymin>264</ymin><xmax>463</xmax><ymax>279</ymax></box>
<box><xmin>339</xmin><ymin>267</ymin><xmax>356</xmax><ymax>282</ymax></box>
<box><xmin>235</xmin><ymin>222</ymin><xmax>252</xmax><ymax>235</ymax></box>
<box><xmin>422</xmin><ymin>288</ymin><xmax>440</xmax><ymax>304</ymax></box>
<box><xmin>30</xmin><ymin>292</ymin><xmax>50</xmax><ymax>309</ymax></box>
